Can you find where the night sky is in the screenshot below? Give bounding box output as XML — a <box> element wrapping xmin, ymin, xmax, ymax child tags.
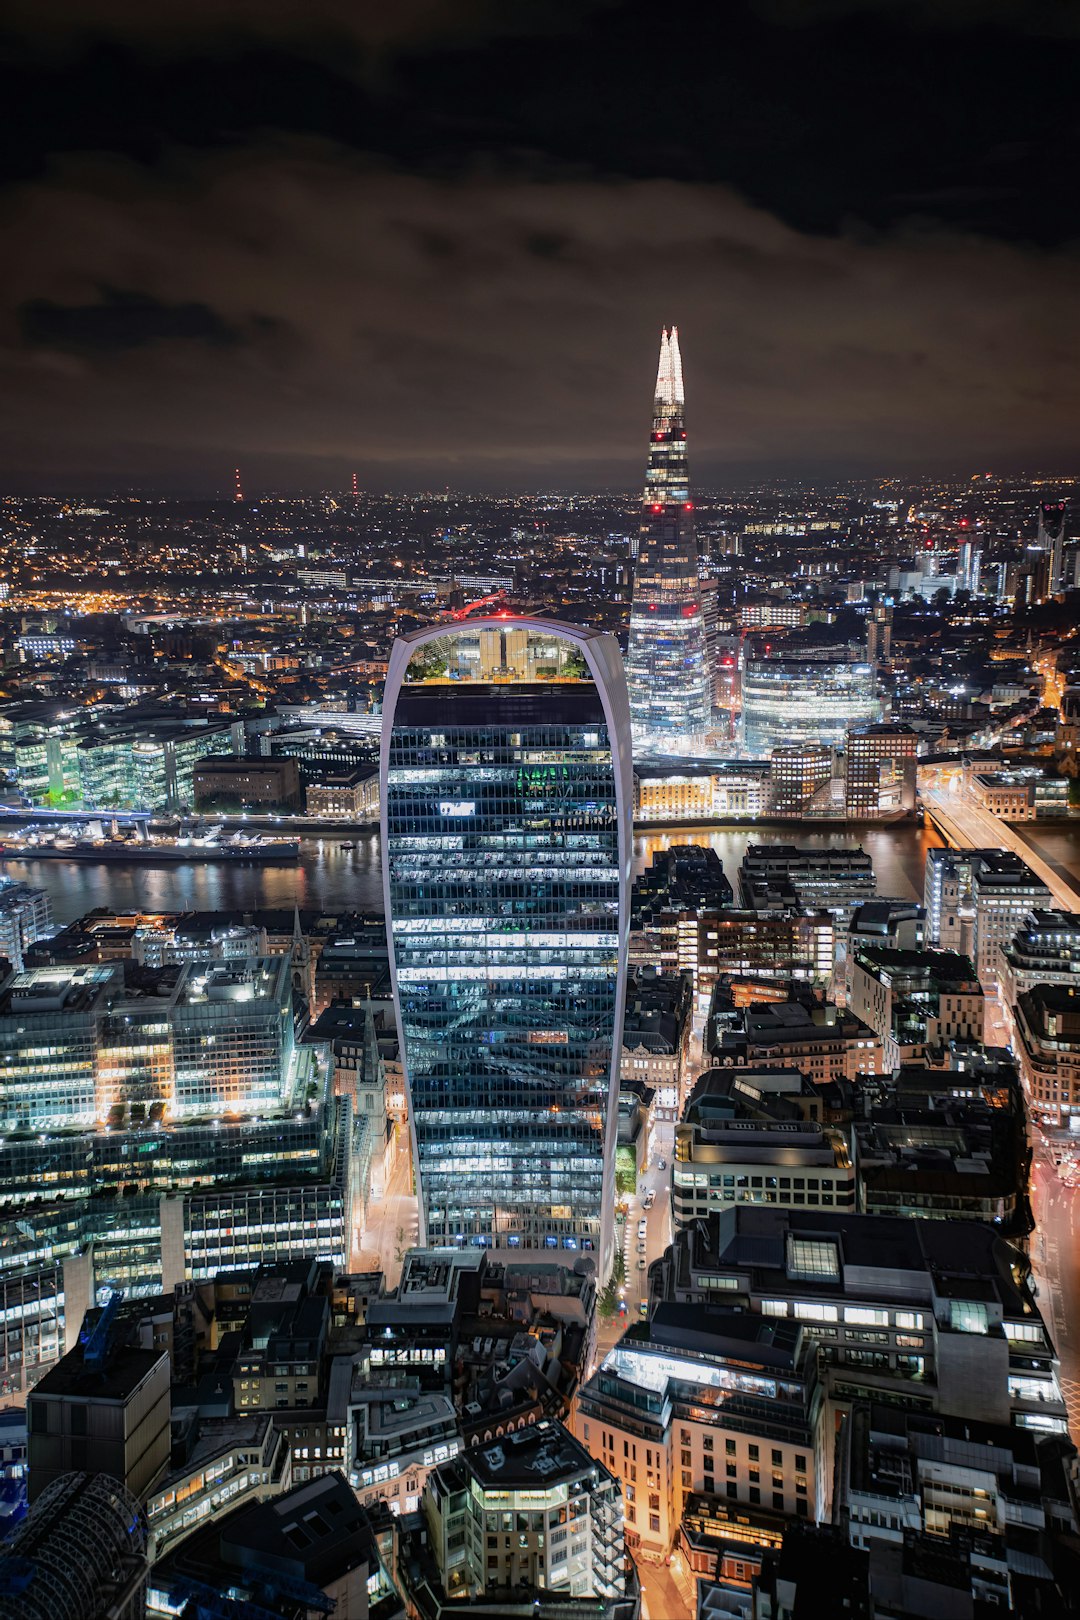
<box><xmin>2</xmin><ymin>0</ymin><xmax>1079</xmax><ymax>492</ymax></box>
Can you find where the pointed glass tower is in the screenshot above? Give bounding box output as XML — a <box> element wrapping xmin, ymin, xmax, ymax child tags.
<box><xmin>626</xmin><ymin>326</ymin><xmax>711</xmax><ymax>752</ymax></box>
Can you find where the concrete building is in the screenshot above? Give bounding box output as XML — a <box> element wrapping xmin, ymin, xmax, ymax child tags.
<box><xmin>305</xmin><ymin>764</ymin><xmax>379</xmax><ymax>819</ymax></box>
<box><xmin>28</xmin><ymin>1333</ymin><xmax>171</xmax><ymax>1504</ymax></box>
<box><xmin>420</xmin><ymin>1421</ymin><xmax>628</xmax><ymax>1607</ymax></box>
<box><xmin>1014</xmin><ymin>983</ymin><xmax>1080</xmax><ymax>1128</ymax></box>
<box><xmin>848</xmin><ymin>947</ymin><xmax>983</xmax><ymax>1072</ymax></box>
<box><xmin>671</xmin><ymin>1067</ymin><xmax>854</xmax><ymax>1226</ymax></box>
<box><xmin>650</xmin><ymin>1208</ymin><xmax>1065</xmax><ymax>1436</ymax></box>
<box><xmin>192</xmin><ymin>753</ymin><xmax>302</xmax><ymax>810</ymax></box>
<box><xmin>575</xmin><ymin>1306</ymin><xmax>824</xmax><ymax>1562</ymax></box>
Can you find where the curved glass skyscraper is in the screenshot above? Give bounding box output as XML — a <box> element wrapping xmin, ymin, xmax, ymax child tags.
<box><xmin>625</xmin><ymin>326</ymin><xmax>711</xmax><ymax>753</ymax></box>
<box><xmin>380</xmin><ymin>619</ymin><xmax>632</xmax><ymax>1273</ymax></box>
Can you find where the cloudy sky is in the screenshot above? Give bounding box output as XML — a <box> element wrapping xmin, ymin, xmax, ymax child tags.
<box><xmin>1</xmin><ymin>0</ymin><xmax>1078</xmax><ymax>492</ymax></box>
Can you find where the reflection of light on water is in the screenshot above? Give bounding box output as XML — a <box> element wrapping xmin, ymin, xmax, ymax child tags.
<box><xmin>4</xmin><ymin>821</ymin><xmax>984</xmax><ymax>924</ymax></box>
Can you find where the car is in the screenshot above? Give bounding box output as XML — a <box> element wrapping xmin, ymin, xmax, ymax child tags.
<box><xmin>637</xmin><ymin>1242</ymin><xmax>647</xmax><ymax>1253</ymax></box>
<box><xmin>637</xmin><ymin>1258</ymin><xmax>647</xmax><ymax>1269</ymax></box>
<box><xmin>658</xmin><ymin>1158</ymin><xmax>666</xmax><ymax>1171</ymax></box>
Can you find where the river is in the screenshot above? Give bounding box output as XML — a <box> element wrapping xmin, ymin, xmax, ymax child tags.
<box><xmin>3</xmin><ymin>821</ymin><xmax>949</xmax><ymax>925</ymax></box>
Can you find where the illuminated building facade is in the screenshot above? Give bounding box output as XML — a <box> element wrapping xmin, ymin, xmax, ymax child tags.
<box><xmin>769</xmin><ymin>745</ymin><xmax>834</xmax><ymax>816</ymax></box>
<box><xmin>0</xmin><ymin>957</ymin><xmax>296</xmax><ymax>1130</ymax></box>
<box><xmin>844</xmin><ymin>723</ymin><xmax>918</xmax><ymax>817</ymax></box>
<box><xmin>381</xmin><ymin>619</ymin><xmax>632</xmax><ymax>1269</ymax></box>
<box><xmin>742</xmin><ymin>655</ymin><xmax>879</xmax><ymax>757</ymax></box>
<box><xmin>626</xmin><ymin>326</ymin><xmax>711</xmax><ymax>752</ymax></box>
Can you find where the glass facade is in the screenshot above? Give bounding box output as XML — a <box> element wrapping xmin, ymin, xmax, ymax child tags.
<box><xmin>742</xmin><ymin>657</ymin><xmax>880</xmax><ymax>757</ymax></box>
<box><xmin>626</xmin><ymin>326</ymin><xmax>711</xmax><ymax>752</ymax></box>
<box><xmin>382</xmin><ymin>621</ymin><xmax>631</xmax><ymax>1268</ymax></box>
<box><xmin>0</xmin><ymin>957</ymin><xmax>296</xmax><ymax>1131</ymax></box>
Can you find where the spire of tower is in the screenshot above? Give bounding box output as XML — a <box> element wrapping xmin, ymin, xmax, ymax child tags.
<box><xmin>654</xmin><ymin>325</ymin><xmax>685</xmax><ymax>409</ymax></box>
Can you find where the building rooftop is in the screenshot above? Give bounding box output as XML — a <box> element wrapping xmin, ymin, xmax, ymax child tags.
<box><xmin>462</xmin><ymin>1419</ymin><xmax>599</xmax><ymax>1491</ymax></box>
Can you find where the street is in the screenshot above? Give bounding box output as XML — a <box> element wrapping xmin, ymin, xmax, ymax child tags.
<box><xmin>1030</xmin><ymin>1130</ymin><xmax>1080</xmax><ymax>1437</ymax></box>
<box><xmin>354</xmin><ymin>1136</ymin><xmax>418</xmax><ymax>1288</ymax></box>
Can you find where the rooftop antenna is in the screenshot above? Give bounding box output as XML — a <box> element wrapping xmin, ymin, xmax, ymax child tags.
<box><xmin>352</xmin><ymin>471</ymin><xmax>359</xmax><ymax>499</ymax></box>
<box><xmin>234</xmin><ymin>467</ymin><xmax>244</xmax><ymax>503</ymax></box>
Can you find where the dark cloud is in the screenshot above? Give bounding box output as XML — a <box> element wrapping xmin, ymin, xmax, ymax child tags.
<box><xmin>19</xmin><ymin>286</ymin><xmax>240</xmax><ymax>354</ymax></box>
<box><xmin>0</xmin><ymin>0</ymin><xmax>1077</xmax><ymax>487</ymax></box>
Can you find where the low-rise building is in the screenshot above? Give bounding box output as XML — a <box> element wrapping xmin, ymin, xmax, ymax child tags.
<box><xmin>620</xmin><ymin>968</ymin><xmax>692</xmax><ymax>1125</ymax></box>
<box><xmin>305</xmin><ymin>765</ymin><xmax>380</xmax><ymax>819</ymax></box>
<box><xmin>715</xmin><ymin>997</ymin><xmax>883</xmax><ymax>1085</ymax></box>
<box><xmin>145</xmin><ymin>1412</ymin><xmax>290</xmax><ymax>1562</ymax></box>
<box><xmin>147</xmin><ymin>1470</ymin><xmax>403</xmax><ymax>1620</ymax></box>
<box><xmin>854</xmin><ymin>1062</ymin><xmax>1029</xmax><ymax>1228</ymax></box>
<box><xmin>739</xmin><ymin>844</ymin><xmax>876</xmax><ymax>923</ymax></box>
<box><xmin>192</xmin><ymin>753</ymin><xmax>301</xmax><ymax>811</ymax></box>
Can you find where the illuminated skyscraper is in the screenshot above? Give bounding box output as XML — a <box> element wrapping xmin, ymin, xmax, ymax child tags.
<box><xmin>381</xmin><ymin>619</ymin><xmax>632</xmax><ymax>1271</ymax></box>
<box><xmin>1038</xmin><ymin>498</ymin><xmax>1067</xmax><ymax>594</ymax></box>
<box><xmin>626</xmin><ymin>327</ymin><xmax>711</xmax><ymax>753</ymax></box>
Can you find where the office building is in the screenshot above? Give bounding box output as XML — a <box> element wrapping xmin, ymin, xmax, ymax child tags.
<box><xmin>853</xmin><ymin>1062</ymin><xmax>1028</xmax><ymax>1226</ymax></box>
<box><xmin>0</xmin><ymin>1094</ymin><xmax>353</xmax><ymax>1397</ymax></box>
<box><xmin>0</xmin><ymin>955</ymin><xmax>298</xmax><ymax>1130</ymax></box>
<box><xmin>0</xmin><ymin>876</ymin><xmax>52</xmax><ymax>971</ymax></box>
<box><xmin>1014</xmin><ymin>983</ymin><xmax>1080</xmax><ymax>1127</ymax></box>
<box><xmin>633</xmin><ymin>911</ymin><xmax>836</xmax><ymax>1004</ymax></box>
<box><xmin>28</xmin><ymin>1331</ymin><xmax>171</xmax><ymax>1503</ymax></box>
<box><xmin>651</xmin><ymin>1207</ymin><xmax>1066</xmax><ymax>1435</ymax></box>
<box><xmin>844</xmin><ymin>723</ymin><xmax>918</xmax><ymax>817</ymax></box>
<box><xmin>0</xmin><ymin>1471</ymin><xmax>149</xmax><ymax>1620</ymax></box>
<box><xmin>971</xmin><ymin>852</ymin><xmax>1052</xmax><ymax>988</ymax></box>
<box><xmin>192</xmin><ymin>754</ymin><xmax>302</xmax><ymax>810</ymax></box>
<box><xmin>77</xmin><ymin>718</ymin><xmax>236</xmax><ymax>812</ymax></box>
<box><xmin>837</xmin><ymin>1403</ymin><xmax>1076</xmax><ymax>1581</ymax></box>
<box><xmin>575</xmin><ymin>1305</ymin><xmax>825</xmax><ymax>1562</ymax></box>
<box><xmin>714</xmin><ymin>998</ymin><xmax>883</xmax><ymax>1084</ymax></box>
<box><xmin>305</xmin><ymin>764</ymin><xmax>380</xmax><ymax>819</ymax></box>
<box><xmin>742</xmin><ymin>653</ymin><xmax>879</xmax><ymax>757</ymax></box>
<box><xmin>381</xmin><ymin>618</ymin><xmax>632</xmax><ymax>1268</ymax></box>
<box><xmin>418</xmin><ymin>1421</ymin><xmax>628</xmax><ymax>1611</ymax></box>
<box><xmin>1000</xmin><ymin>909</ymin><xmax>1080</xmax><ymax>1010</ymax></box>
<box><xmin>634</xmin><ymin>763</ymin><xmax>770</xmax><ymax>822</ymax></box>
<box><xmin>147</xmin><ymin>1471</ymin><xmax>403</xmax><ymax>1620</ymax></box>
<box><xmin>739</xmin><ymin>844</ymin><xmax>876</xmax><ymax>922</ymax></box>
<box><xmin>848</xmin><ymin>946</ymin><xmax>983</xmax><ymax>1071</ymax></box>
<box><xmin>625</xmin><ymin>326</ymin><xmax>711</xmax><ymax>750</ymax></box>
<box><xmin>671</xmin><ymin>1067</ymin><xmax>854</xmax><ymax>1226</ymax></box>
<box><xmin>769</xmin><ymin>744</ymin><xmax>833</xmax><ymax>816</ymax></box>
